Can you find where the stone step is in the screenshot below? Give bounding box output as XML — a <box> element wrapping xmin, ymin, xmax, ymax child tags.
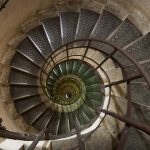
<box><xmin>124</xmin><ymin>128</ymin><xmax>150</xmax><ymax>150</ymax></box>
<box><xmin>85</xmin><ymin>126</ymin><xmax>113</xmax><ymax>150</ymax></box>
<box><xmin>0</xmin><ymin>139</ymin><xmax>24</xmax><ymax>150</ymax></box>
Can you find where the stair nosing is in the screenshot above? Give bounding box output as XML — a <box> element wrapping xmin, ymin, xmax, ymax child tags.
<box><xmin>123</xmin><ymin>33</ymin><xmax>149</xmax><ymax>50</ymax></box>
<box><xmin>11</xmin><ymin>66</ymin><xmax>38</xmax><ymax>78</ymax></box>
<box><xmin>74</xmin><ymin>8</ymin><xmax>83</xmax><ymax>40</ymax></box>
<box><xmin>10</xmin><ymin>82</ymin><xmax>38</xmax><ymax>87</ymax></box>
<box><xmin>132</xmin><ymin>101</ymin><xmax>150</xmax><ymax>110</ymax></box>
<box><xmin>59</xmin><ymin>13</ymin><xmax>64</xmax><ymax>45</ymax></box>
<box><xmin>41</xmin><ymin>22</ymin><xmax>54</xmax><ymax>51</ymax></box>
<box><xmin>81</xmin><ymin>110</ymin><xmax>90</xmax><ymax>122</ymax></box>
<box><xmin>106</xmin><ymin>19</ymin><xmax>125</xmax><ymax>40</ymax></box>
<box><xmin>28</xmin><ymin>35</ymin><xmax>47</xmax><ymax>60</ymax></box>
<box><xmin>31</xmin><ymin>107</ymin><xmax>48</xmax><ymax>125</ymax></box>
<box><xmin>13</xmin><ymin>93</ymin><xmax>40</xmax><ymax>101</ymax></box>
<box><xmin>17</xmin><ymin>50</ymin><xmax>41</xmax><ymax>68</ymax></box>
<box><xmin>56</xmin><ymin>112</ymin><xmax>61</xmax><ymax>135</ymax></box>
<box><xmin>45</xmin><ymin>110</ymin><xmax>55</xmax><ymax>128</ymax></box>
<box><xmin>89</xmin><ymin>10</ymin><xmax>103</xmax><ymax>38</ymax></box>
<box><xmin>84</xmin><ymin>103</ymin><xmax>96</xmax><ymax>114</ymax></box>
<box><xmin>20</xmin><ymin>101</ymin><xmax>43</xmax><ymax>115</ymax></box>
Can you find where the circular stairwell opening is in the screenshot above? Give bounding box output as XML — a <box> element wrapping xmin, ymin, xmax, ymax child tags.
<box><xmin>65</xmin><ymin>92</ymin><xmax>72</xmax><ymax>99</ymax></box>
<box><xmin>42</xmin><ymin>59</ymin><xmax>105</xmax><ymax>114</ymax></box>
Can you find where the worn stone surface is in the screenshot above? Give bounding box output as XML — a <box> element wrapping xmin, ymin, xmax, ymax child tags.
<box><xmin>7</xmin><ymin>34</ymin><xmax>26</xmax><ymax>49</ymax></box>
<box><xmin>57</xmin><ymin>0</ymin><xmax>82</xmax><ymax>12</ymax></box>
<box><xmin>103</xmin><ymin>95</ymin><xmax>127</xmax><ymax>138</ymax></box>
<box><xmin>142</xmin><ymin>60</ymin><xmax>150</xmax><ymax>77</ymax></box>
<box><xmin>126</xmin><ymin>33</ymin><xmax>150</xmax><ymax>63</ymax></box>
<box><xmin>0</xmin><ymin>48</ymin><xmax>16</xmax><ymax>65</ymax></box>
<box><xmin>130</xmin><ymin>82</ymin><xmax>150</xmax><ymax>106</ymax></box>
<box><xmin>108</xmin><ymin>0</ymin><xmax>150</xmax><ymax>34</ymax></box>
<box><xmin>125</xmin><ymin>128</ymin><xmax>150</xmax><ymax>150</ymax></box>
<box><xmin>0</xmin><ymin>138</ymin><xmax>5</xmax><ymax>144</ymax></box>
<box><xmin>131</xmin><ymin>102</ymin><xmax>150</xmax><ymax>126</ymax></box>
<box><xmin>20</xmin><ymin>16</ymin><xmax>41</xmax><ymax>33</ymax></box>
<box><xmin>106</xmin><ymin>0</ymin><xmax>130</xmax><ymax>20</ymax></box>
<box><xmin>105</xmin><ymin>68</ymin><xmax>127</xmax><ymax>97</ymax></box>
<box><xmin>109</xmin><ymin>19</ymin><xmax>142</xmax><ymax>48</ymax></box>
<box><xmin>0</xmin><ymin>66</ymin><xmax>10</xmax><ymax>85</ymax></box>
<box><xmin>124</xmin><ymin>64</ymin><xmax>140</xmax><ymax>78</ymax></box>
<box><xmin>129</xmin><ymin>8</ymin><xmax>150</xmax><ymax>34</ymax></box>
<box><xmin>123</xmin><ymin>60</ymin><xmax>150</xmax><ymax>82</ymax></box>
<box><xmin>85</xmin><ymin>126</ymin><xmax>113</xmax><ymax>150</ymax></box>
<box><xmin>52</xmin><ymin>137</ymin><xmax>78</xmax><ymax>150</ymax></box>
<box><xmin>38</xmin><ymin>3</ymin><xmax>58</xmax><ymax>20</ymax></box>
<box><xmin>0</xmin><ymin>139</ymin><xmax>24</xmax><ymax>150</ymax></box>
<box><xmin>82</xmin><ymin>0</ymin><xmax>105</xmax><ymax>13</ymax></box>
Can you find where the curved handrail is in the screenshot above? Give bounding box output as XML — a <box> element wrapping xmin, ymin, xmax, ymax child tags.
<box><xmin>41</xmin><ymin>39</ymin><xmax>150</xmax><ymax>88</ymax></box>
<box><xmin>39</xmin><ymin>39</ymin><xmax>150</xmax><ymax>149</ymax></box>
<box><xmin>3</xmin><ymin>38</ymin><xmax>150</xmax><ymax>147</ymax></box>
<box><xmin>39</xmin><ymin>38</ymin><xmax>149</xmax><ymax>126</ymax></box>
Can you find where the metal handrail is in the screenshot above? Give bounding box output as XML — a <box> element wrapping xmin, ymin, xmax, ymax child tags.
<box><xmin>39</xmin><ymin>39</ymin><xmax>150</xmax><ymax>150</ymax></box>
<box><xmin>2</xmin><ymin>39</ymin><xmax>149</xmax><ymax>150</ymax></box>
<box><xmin>40</xmin><ymin>39</ymin><xmax>150</xmax><ymax>88</ymax></box>
<box><xmin>97</xmin><ymin>109</ymin><xmax>150</xmax><ymax>134</ymax></box>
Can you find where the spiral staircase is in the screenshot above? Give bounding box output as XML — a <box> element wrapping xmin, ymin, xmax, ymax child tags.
<box><xmin>0</xmin><ymin>1</ymin><xmax>150</xmax><ymax>150</ymax></box>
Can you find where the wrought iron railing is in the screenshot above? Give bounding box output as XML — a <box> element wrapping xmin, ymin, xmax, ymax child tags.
<box><xmin>1</xmin><ymin>39</ymin><xmax>150</xmax><ymax>150</ymax></box>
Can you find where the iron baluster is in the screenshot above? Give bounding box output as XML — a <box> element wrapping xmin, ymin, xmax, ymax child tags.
<box><xmin>27</xmin><ymin>128</ymin><xmax>47</xmax><ymax>150</ymax></box>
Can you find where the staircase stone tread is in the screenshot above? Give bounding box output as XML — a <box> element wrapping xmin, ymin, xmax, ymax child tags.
<box><xmin>33</xmin><ymin>109</ymin><xmax>54</xmax><ymax>131</ymax></box>
<box><xmin>130</xmin><ymin>82</ymin><xmax>150</xmax><ymax>106</ymax></box>
<box><xmin>28</xmin><ymin>25</ymin><xmax>53</xmax><ymax>58</ymax></box>
<box><xmin>9</xmin><ymin>69</ymin><xmax>37</xmax><ymax>84</ymax></box>
<box><xmin>22</xmin><ymin>103</ymin><xmax>46</xmax><ymax>126</ymax></box>
<box><xmin>125</xmin><ymin>127</ymin><xmax>150</xmax><ymax>150</ymax></box>
<box><xmin>113</xmin><ymin>33</ymin><xmax>150</xmax><ymax>67</ymax></box>
<box><xmin>90</xmin><ymin>10</ymin><xmax>122</xmax><ymax>40</ymax></box>
<box><xmin>75</xmin><ymin>8</ymin><xmax>100</xmax><ymax>40</ymax></box>
<box><xmin>14</xmin><ymin>95</ymin><xmax>42</xmax><ymax>114</ymax></box>
<box><xmin>10</xmin><ymin>52</ymin><xmax>39</xmax><ymax>76</ymax></box>
<box><xmin>42</xmin><ymin>17</ymin><xmax>62</xmax><ymax>50</ymax></box>
<box><xmin>17</xmin><ymin>38</ymin><xmax>45</xmax><ymax>67</ymax></box>
<box><xmin>60</xmin><ymin>12</ymin><xmax>79</xmax><ymax>44</ymax></box>
<box><xmin>47</xmin><ymin>111</ymin><xmax>61</xmax><ymax>135</ymax></box>
<box><xmin>131</xmin><ymin>102</ymin><xmax>150</xmax><ymax>126</ymax></box>
<box><xmin>10</xmin><ymin>86</ymin><xmax>38</xmax><ymax>100</ymax></box>
<box><xmin>108</xmin><ymin>19</ymin><xmax>142</xmax><ymax>48</ymax></box>
<box><xmin>85</xmin><ymin>126</ymin><xmax>113</xmax><ymax>150</ymax></box>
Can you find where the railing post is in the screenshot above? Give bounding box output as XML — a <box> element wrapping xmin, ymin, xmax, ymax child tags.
<box><xmin>51</xmin><ymin>56</ymin><xmax>55</xmax><ymax>65</ymax></box>
<box><xmin>66</xmin><ymin>44</ymin><xmax>69</xmax><ymax>60</ymax></box>
<box><xmin>116</xmin><ymin>80</ymin><xmax>132</xmax><ymax>150</ymax></box>
<box><xmin>74</xmin><ymin>115</ymin><xmax>85</xmax><ymax>150</ymax></box>
<box><xmin>95</xmin><ymin>48</ymin><xmax>118</xmax><ymax>70</ymax></box>
<box><xmin>116</xmin><ymin>126</ymin><xmax>130</xmax><ymax>150</ymax></box>
<box><xmin>82</xmin><ymin>40</ymin><xmax>91</xmax><ymax>61</ymax></box>
<box><xmin>27</xmin><ymin>128</ymin><xmax>47</xmax><ymax>150</ymax></box>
